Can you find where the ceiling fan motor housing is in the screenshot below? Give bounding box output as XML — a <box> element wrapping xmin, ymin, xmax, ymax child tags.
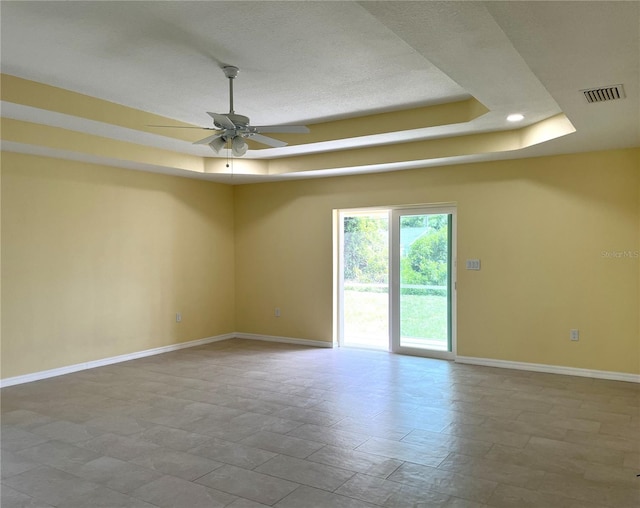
<box><xmin>214</xmin><ymin>114</ymin><xmax>253</xmax><ymax>141</ymax></box>
<box><xmin>226</xmin><ymin>114</ymin><xmax>250</xmax><ymax>128</ymax></box>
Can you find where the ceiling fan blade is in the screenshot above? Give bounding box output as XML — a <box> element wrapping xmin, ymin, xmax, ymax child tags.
<box><xmin>250</xmin><ymin>133</ymin><xmax>288</xmax><ymax>148</ymax></box>
<box><xmin>193</xmin><ymin>133</ymin><xmax>225</xmax><ymax>145</ymax></box>
<box><xmin>147</xmin><ymin>125</ymin><xmax>215</xmax><ymax>130</ymax></box>
<box><xmin>253</xmin><ymin>125</ymin><xmax>310</xmax><ymax>134</ymax></box>
<box><xmin>207</xmin><ymin>112</ymin><xmax>236</xmax><ymax>130</ymax></box>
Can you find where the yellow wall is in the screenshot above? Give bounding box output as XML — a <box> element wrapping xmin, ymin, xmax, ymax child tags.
<box><xmin>234</xmin><ymin>148</ymin><xmax>640</xmax><ymax>374</ymax></box>
<box><xmin>1</xmin><ymin>152</ymin><xmax>235</xmax><ymax>378</ymax></box>
<box><xmin>2</xmin><ymin>148</ymin><xmax>639</xmax><ymax>379</ymax></box>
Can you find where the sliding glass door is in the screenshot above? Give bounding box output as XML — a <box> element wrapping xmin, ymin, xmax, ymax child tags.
<box><xmin>338</xmin><ymin>206</ymin><xmax>455</xmax><ymax>359</ymax></box>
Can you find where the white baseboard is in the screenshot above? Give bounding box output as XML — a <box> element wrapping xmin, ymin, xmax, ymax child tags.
<box><xmin>8</xmin><ymin>335</ymin><xmax>634</xmax><ymax>388</ymax></box>
<box><xmin>234</xmin><ymin>332</ymin><xmax>334</xmax><ymax>349</ymax></box>
<box><xmin>455</xmin><ymin>356</ymin><xmax>640</xmax><ymax>383</ymax></box>
<box><xmin>0</xmin><ymin>333</ymin><xmax>235</xmax><ymax>388</ymax></box>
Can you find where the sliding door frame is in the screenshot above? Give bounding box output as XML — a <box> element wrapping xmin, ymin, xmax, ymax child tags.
<box><xmin>390</xmin><ymin>205</ymin><xmax>457</xmax><ymax>360</ymax></box>
<box><xmin>335</xmin><ymin>204</ymin><xmax>457</xmax><ymax>360</ymax></box>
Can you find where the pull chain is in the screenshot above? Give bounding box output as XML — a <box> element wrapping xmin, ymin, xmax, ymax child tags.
<box><xmin>225</xmin><ymin>146</ymin><xmax>233</xmax><ymax>178</ymax></box>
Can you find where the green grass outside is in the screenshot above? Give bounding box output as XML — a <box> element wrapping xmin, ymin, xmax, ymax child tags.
<box><xmin>343</xmin><ymin>290</ymin><xmax>448</xmax><ymax>344</ymax></box>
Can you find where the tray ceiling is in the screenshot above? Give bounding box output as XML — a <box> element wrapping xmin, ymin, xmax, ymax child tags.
<box><xmin>1</xmin><ymin>1</ymin><xmax>637</xmax><ymax>183</ymax></box>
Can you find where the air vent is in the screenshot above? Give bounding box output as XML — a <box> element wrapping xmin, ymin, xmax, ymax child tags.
<box><xmin>581</xmin><ymin>84</ymin><xmax>625</xmax><ymax>103</ymax></box>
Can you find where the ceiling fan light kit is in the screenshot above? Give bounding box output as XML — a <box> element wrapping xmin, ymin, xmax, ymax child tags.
<box><xmin>231</xmin><ymin>136</ymin><xmax>248</xmax><ymax>157</ymax></box>
<box><xmin>209</xmin><ymin>136</ymin><xmax>227</xmax><ymax>154</ymax></box>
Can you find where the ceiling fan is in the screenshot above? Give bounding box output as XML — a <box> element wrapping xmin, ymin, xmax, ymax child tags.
<box><xmin>151</xmin><ymin>66</ymin><xmax>309</xmax><ymax>157</ymax></box>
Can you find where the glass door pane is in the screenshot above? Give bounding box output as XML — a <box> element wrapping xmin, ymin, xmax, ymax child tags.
<box><xmin>399</xmin><ymin>213</ymin><xmax>450</xmax><ymax>350</ymax></box>
<box><xmin>340</xmin><ymin>211</ymin><xmax>389</xmax><ymax>349</ymax></box>
<box><xmin>392</xmin><ymin>210</ymin><xmax>454</xmax><ymax>358</ymax></box>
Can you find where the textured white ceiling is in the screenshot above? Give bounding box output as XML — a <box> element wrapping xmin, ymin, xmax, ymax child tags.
<box><xmin>0</xmin><ymin>1</ymin><xmax>469</xmax><ymax>125</ymax></box>
<box><xmin>1</xmin><ymin>1</ymin><xmax>638</xmax><ymax>181</ymax></box>
<box><xmin>486</xmin><ymin>0</ymin><xmax>640</xmax><ymax>155</ymax></box>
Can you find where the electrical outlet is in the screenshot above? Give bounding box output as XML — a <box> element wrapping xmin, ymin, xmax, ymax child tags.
<box><xmin>274</xmin><ymin>307</ymin><xmax>281</xmax><ymax>317</ymax></box>
<box><xmin>176</xmin><ymin>313</ymin><xmax>182</xmax><ymax>323</ymax></box>
<box><xmin>570</xmin><ymin>329</ymin><xmax>579</xmax><ymax>341</ymax></box>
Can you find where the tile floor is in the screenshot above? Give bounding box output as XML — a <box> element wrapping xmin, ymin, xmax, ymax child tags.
<box><xmin>1</xmin><ymin>338</ymin><xmax>639</xmax><ymax>507</ymax></box>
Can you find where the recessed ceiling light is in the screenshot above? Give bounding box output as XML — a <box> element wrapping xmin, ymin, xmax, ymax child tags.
<box><xmin>507</xmin><ymin>113</ymin><xmax>525</xmax><ymax>122</ymax></box>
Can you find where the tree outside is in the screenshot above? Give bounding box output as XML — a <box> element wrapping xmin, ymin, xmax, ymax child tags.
<box><xmin>343</xmin><ymin>215</ymin><xmax>388</xmax><ymax>285</ymax></box>
<box><xmin>401</xmin><ymin>214</ymin><xmax>448</xmax><ymax>295</ymax></box>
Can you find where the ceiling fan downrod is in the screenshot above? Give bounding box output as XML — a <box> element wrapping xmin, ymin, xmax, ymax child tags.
<box><xmin>223</xmin><ymin>66</ymin><xmax>239</xmax><ymax>114</ymax></box>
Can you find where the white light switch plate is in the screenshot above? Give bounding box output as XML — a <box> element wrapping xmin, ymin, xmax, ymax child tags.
<box><xmin>466</xmin><ymin>259</ymin><xmax>481</xmax><ymax>270</ymax></box>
